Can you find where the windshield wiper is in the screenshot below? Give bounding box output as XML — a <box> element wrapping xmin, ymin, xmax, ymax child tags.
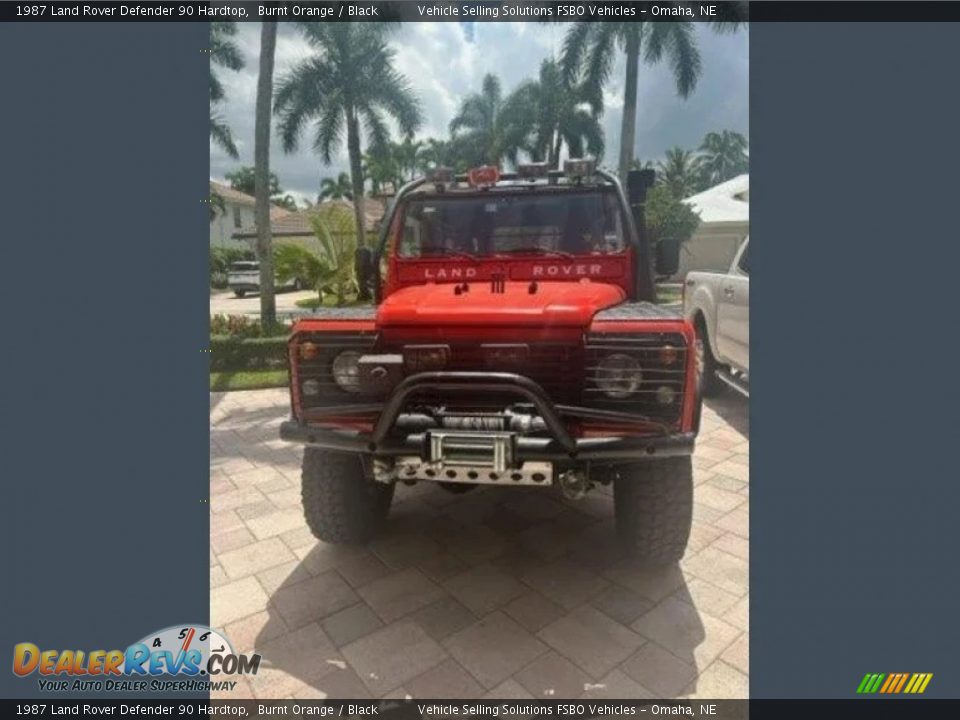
<box><xmin>496</xmin><ymin>247</ymin><xmax>575</xmax><ymax>259</ymax></box>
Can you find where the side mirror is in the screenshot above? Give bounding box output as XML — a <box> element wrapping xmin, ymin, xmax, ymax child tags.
<box><xmin>655</xmin><ymin>237</ymin><xmax>680</xmax><ymax>278</ymax></box>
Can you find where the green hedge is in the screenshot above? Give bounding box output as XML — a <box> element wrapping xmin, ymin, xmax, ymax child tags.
<box><xmin>210</xmin><ymin>336</ymin><xmax>288</xmax><ymax>371</ymax></box>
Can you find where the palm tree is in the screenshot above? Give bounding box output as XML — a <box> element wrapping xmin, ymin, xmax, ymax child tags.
<box><xmin>560</xmin><ymin>11</ymin><xmax>745</xmax><ymax>178</ymax></box>
<box><xmin>274</xmin><ymin>23</ymin><xmax>423</xmax><ymax>256</ymax></box>
<box><xmin>254</xmin><ymin>21</ymin><xmax>278</xmax><ymax>328</ymax></box>
<box><xmin>319</xmin><ymin>172</ymin><xmax>354</xmax><ymax>201</ymax></box>
<box><xmin>657</xmin><ymin>146</ymin><xmax>704</xmax><ymax>198</ymax></box>
<box><xmin>392</xmin><ymin>137</ymin><xmax>424</xmax><ymax>182</ymax></box>
<box><xmin>698</xmin><ymin>130</ymin><xmax>749</xmax><ymax>186</ymax></box>
<box><xmin>510</xmin><ymin>59</ymin><xmax>604</xmax><ymax>167</ymax></box>
<box><xmin>210</xmin><ymin>21</ymin><xmax>243</xmax><ymax>159</ymax></box>
<box><xmin>416</xmin><ymin>137</ymin><xmax>466</xmax><ymax>174</ymax></box>
<box><xmin>449</xmin><ymin>74</ymin><xmax>529</xmax><ymax>168</ymax></box>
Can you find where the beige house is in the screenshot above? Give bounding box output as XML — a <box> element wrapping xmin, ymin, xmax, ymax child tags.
<box><xmin>210</xmin><ymin>180</ymin><xmax>297</xmax><ymax>249</ymax></box>
<box><xmin>232</xmin><ymin>198</ymin><xmax>387</xmax><ymax>251</ymax></box>
<box><xmin>679</xmin><ymin>174</ymin><xmax>749</xmax><ymax>277</ymax></box>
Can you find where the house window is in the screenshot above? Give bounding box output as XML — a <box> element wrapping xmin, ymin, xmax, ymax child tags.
<box><xmin>233</xmin><ymin>206</ymin><xmax>242</xmax><ymax>229</ymax></box>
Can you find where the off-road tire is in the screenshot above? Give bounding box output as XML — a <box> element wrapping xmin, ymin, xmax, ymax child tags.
<box><xmin>301</xmin><ymin>449</ymin><xmax>394</xmax><ymax>544</ymax></box>
<box><xmin>234</xmin><ymin>290</ymin><xmax>246</xmax><ymax>298</ymax></box>
<box><xmin>695</xmin><ymin>315</ymin><xmax>721</xmax><ymax>397</ymax></box>
<box><xmin>614</xmin><ymin>457</ymin><xmax>694</xmax><ymax>564</ymax></box>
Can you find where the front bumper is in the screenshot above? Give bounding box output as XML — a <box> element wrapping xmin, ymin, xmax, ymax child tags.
<box><xmin>282</xmin><ymin>370</ymin><xmax>696</xmax><ymax>463</ymax></box>
<box><xmin>279</xmin><ymin>421</ymin><xmax>695</xmax><ymax>462</ymax></box>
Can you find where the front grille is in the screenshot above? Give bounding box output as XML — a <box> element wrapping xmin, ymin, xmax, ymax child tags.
<box><xmin>384</xmin><ymin>342</ymin><xmax>582</xmax><ymax>411</ymax></box>
<box><xmin>584</xmin><ymin>333</ymin><xmax>688</xmax><ymax>426</ymax></box>
<box><xmin>292</xmin><ymin>333</ymin><xmax>379</xmax><ymax>413</ymax></box>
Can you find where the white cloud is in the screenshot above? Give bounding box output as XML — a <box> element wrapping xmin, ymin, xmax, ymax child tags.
<box><xmin>210</xmin><ymin>22</ymin><xmax>749</xmax><ymax>200</ymax></box>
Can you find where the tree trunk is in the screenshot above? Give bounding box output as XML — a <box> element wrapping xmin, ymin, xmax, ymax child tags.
<box><xmin>346</xmin><ymin>110</ymin><xmax>370</xmax><ymax>300</ymax></box>
<box><xmin>552</xmin><ymin>131</ymin><xmax>563</xmax><ymax>168</ymax></box>
<box><xmin>255</xmin><ymin>21</ymin><xmax>277</xmax><ymax>329</ymax></box>
<box><xmin>618</xmin><ymin>29</ymin><xmax>641</xmax><ymax>180</ymax></box>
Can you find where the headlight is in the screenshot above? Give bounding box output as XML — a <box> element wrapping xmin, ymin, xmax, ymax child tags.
<box><xmin>332</xmin><ymin>351</ymin><xmax>362</xmax><ymax>393</ymax></box>
<box><xmin>596</xmin><ymin>353</ymin><xmax>643</xmax><ymax>399</ymax></box>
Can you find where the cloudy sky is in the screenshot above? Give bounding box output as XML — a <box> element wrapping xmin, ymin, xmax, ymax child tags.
<box><xmin>210</xmin><ymin>21</ymin><xmax>749</xmax><ymax>203</ymax></box>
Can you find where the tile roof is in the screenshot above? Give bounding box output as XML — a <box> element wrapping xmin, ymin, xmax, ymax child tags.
<box><xmin>232</xmin><ymin>198</ymin><xmax>386</xmax><ymax>238</ymax></box>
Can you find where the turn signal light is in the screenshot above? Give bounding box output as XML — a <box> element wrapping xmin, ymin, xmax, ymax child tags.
<box><xmin>659</xmin><ymin>345</ymin><xmax>679</xmax><ymax>366</ymax></box>
<box><xmin>299</xmin><ymin>341</ymin><xmax>320</xmax><ymax>360</ymax></box>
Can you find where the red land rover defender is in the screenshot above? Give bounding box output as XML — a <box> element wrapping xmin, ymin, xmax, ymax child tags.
<box><xmin>280</xmin><ymin>161</ymin><xmax>701</xmax><ymax>564</ymax></box>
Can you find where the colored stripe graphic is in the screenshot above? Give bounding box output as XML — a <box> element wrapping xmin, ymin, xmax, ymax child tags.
<box><xmin>859</xmin><ymin>672</ymin><xmax>933</xmax><ymax>694</ymax></box>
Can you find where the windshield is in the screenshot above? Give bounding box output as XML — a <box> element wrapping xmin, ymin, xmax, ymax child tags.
<box><xmin>229</xmin><ymin>262</ymin><xmax>258</xmax><ymax>271</ymax></box>
<box><xmin>397</xmin><ymin>190</ymin><xmax>627</xmax><ymax>258</ymax></box>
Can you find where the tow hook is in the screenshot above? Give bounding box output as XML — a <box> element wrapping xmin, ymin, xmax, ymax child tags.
<box><xmin>559</xmin><ymin>469</ymin><xmax>591</xmax><ymax>500</ymax></box>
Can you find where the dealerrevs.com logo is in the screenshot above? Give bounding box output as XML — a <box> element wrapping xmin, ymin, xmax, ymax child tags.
<box><xmin>12</xmin><ymin>624</ymin><xmax>260</xmax><ymax>693</ymax></box>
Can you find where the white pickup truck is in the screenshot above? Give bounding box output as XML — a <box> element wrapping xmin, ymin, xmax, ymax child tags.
<box><xmin>683</xmin><ymin>236</ymin><xmax>749</xmax><ymax>397</ymax></box>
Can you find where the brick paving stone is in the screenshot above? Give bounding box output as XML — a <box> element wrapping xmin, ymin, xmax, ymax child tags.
<box><xmin>336</xmin><ymin>553</ymin><xmax>393</xmax><ymax>588</ymax></box>
<box><xmin>482</xmin><ymin>679</ymin><xmax>535</xmax><ymax>700</ymax></box>
<box><xmin>519</xmin><ymin>560</ymin><xmax>609</xmax><ymax>610</ymax></box>
<box><xmin>443</xmin><ymin>563</ymin><xmax>528</xmax><ymax>616</ymax></box>
<box><xmin>631</xmin><ymin>596</ymin><xmax>741</xmax><ymax>669</ymax></box>
<box><xmin>503</xmin><ymin>592</ymin><xmax>567</xmax><ymax>633</ymax></box>
<box><xmin>321</xmin><ymin>604</ymin><xmax>384</xmax><ymax>649</ymax></box>
<box><xmin>515</xmin><ymin>651</ymin><xmax>593</xmax><ymax>699</ymax></box>
<box><xmin>407</xmin><ymin>658</ymin><xmax>484</xmax><ymax>699</ymax></box>
<box><xmin>404</xmin><ymin>597</ymin><xmax>474</xmax><ymax>642</ymax></box>
<box><xmin>714</xmin><ymin>507</ymin><xmax>749</xmax><ymax>538</ymax></box>
<box><xmin>712</xmin><ymin>533</ymin><xmax>749</xmax><ymax>562</ymax></box>
<box><xmin>211</xmin><ymin>576</ymin><xmax>270</xmax><ymax>627</ymax></box>
<box><xmin>356</xmin><ymin>568</ymin><xmax>445</xmax><ymax>623</ymax></box>
<box><xmin>443</xmin><ymin>612</ymin><xmax>548</xmax><ymax>689</ymax></box>
<box><xmin>721</xmin><ymin>632</ymin><xmax>749</xmax><ymax>675</ymax></box>
<box><xmin>271</xmin><ymin>571</ymin><xmax>359</xmax><ymax>630</ymax></box>
<box><xmin>218</xmin><ymin>537</ymin><xmax>294</xmax><ymax>580</ymax></box>
<box><xmin>724</xmin><ymin>595</ymin><xmax>749</xmax><ymax>632</ymax></box>
<box><xmin>579</xmin><ymin>669</ymin><xmax>654</xmax><ymax>700</ymax></box>
<box><xmin>684</xmin><ymin>660</ymin><xmax>748</xmax><ymax>698</ymax></box>
<box><xmin>256</xmin><ymin>559</ymin><xmax>312</xmax><ymax>595</ymax></box>
<box><xmin>683</xmin><ymin>546</ymin><xmax>749</xmax><ymax>597</ymax></box>
<box><xmin>245</xmin><ymin>507</ymin><xmax>309</xmax><ymax>540</ymax></box>
<box><xmin>224</xmin><ymin>610</ymin><xmax>288</xmax><ymax>653</ymax></box>
<box><xmin>538</xmin><ymin>605</ymin><xmax>645</xmax><ymax>679</ymax></box>
<box><xmin>673</xmin><ymin>576</ymin><xmax>741</xmax><ymax>619</ymax></box>
<box><xmin>620</xmin><ymin>642</ymin><xmax>697</xmax><ymax>698</ymax></box>
<box><xmin>247</xmin><ymin>624</ymin><xmax>344</xmax><ymax>699</ymax></box>
<box><xmin>591</xmin><ymin>585</ymin><xmax>656</xmax><ymax>627</ymax></box>
<box><xmin>341</xmin><ymin>620</ymin><xmax>448</xmax><ymax>696</ymax></box>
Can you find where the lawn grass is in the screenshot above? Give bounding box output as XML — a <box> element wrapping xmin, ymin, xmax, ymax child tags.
<box><xmin>210</xmin><ymin>369</ymin><xmax>288</xmax><ymax>392</ymax></box>
<box><xmin>656</xmin><ymin>284</ymin><xmax>683</xmax><ymax>305</ymax></box>
<box><xmin>295</xmin><ymin>295</ymin><xmax>372</xmax><ymax>310</ymax></box>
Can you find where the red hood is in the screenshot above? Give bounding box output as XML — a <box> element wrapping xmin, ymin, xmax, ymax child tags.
<box><xmin>377</xmin><ymin>280</ymin><xmax>626</xmax><ymax>328</ymax></box>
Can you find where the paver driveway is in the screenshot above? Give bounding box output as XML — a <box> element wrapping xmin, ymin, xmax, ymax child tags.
<box><xmin>210</xmin><ymin>389</ymin><xmax>749</xmax><ymax>699</ymax></box>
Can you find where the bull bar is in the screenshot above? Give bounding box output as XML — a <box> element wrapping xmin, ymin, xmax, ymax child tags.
<box><xmin>280</xmin><ymin>371</ymin><xmax>696</xmax><ymax>463</ymax></box>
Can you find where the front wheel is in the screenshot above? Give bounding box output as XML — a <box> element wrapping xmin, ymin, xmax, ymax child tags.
<box><xmin>301</xmin><ymin>449</ymin><xmax>394</xmax><ymax>544</ymax></box>
<box><xmin>614</xmin><ymin>457</ymin><xmax>694</xmax><ymax>564</ymax></box>
<box><xmin>234</xmin><ymin>290</ymin><xmax>246</xmax><ymax>298</ymax></box>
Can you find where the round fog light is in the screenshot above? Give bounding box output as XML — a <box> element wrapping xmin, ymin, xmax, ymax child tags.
<box><xmin>656</xmin><ymin>385</ymin><xmax>676</xmax><ymax>405</ymax></box>
<box><xmin>302</xmin><ymin>379</ymin><xmax>320</xmax><ymax>397</ymax></box>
